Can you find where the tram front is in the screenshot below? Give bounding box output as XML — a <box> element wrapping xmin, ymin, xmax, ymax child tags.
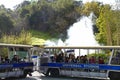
<box><xmin>0</xmin><ymin>43</ymin><xmax>34</xmax><ymax>79</ymax></box>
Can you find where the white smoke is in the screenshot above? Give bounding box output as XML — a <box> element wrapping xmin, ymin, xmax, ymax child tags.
<box><xmin>65</xmin><ymin>13</ymin><xmax>98</xmax><ymax>46</ymax></box>
<box><xmin>45</xmin><ymin>13</ymin><xmax>99</xmax><ymax>56</ymax></box>
<box><xmin>45</xmin><ymin>39</ymin><xmax>65</xmax><ymax>46</ymax></box>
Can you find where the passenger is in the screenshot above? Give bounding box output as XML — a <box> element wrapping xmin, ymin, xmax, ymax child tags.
<box><xmin>56</xmin><ymin>52</ymin><xmax>64</xmax><ymax>62</ymax></box>
<box><xmin>50</xmin><ymin>55</ymin><xmax>54</xmax><ymax>62</ymax></box>
<box><xmin>0</xmin><ymin>55</ymin><xmax>1</xmax><ymax>63</ymax></box>
<box><xmin>71</xmin><ymin>54</ymin><xmax>76</xmax><ymax>63</ymax></box>
<box><xmin>5</xmin><ymin>56</ymin><xmax>10</xmax><ymax>63</ymax></box>
<box><xmin>83</xmin><ymin>55</ymin><xmax>88</xmax><ymax>63</ymax></box>
<box><xmin>1</xmin><ymin>57</ymin><xmax>5</xmax><ymax>63</ymax></box>
<box><xmin>64</xmin><ymin>53</ymin><xmax>69</xmax><ymax>63</ymax></box>
<box><xmin>80</xmin><ymin>56</ymin><xmax>84</xmax><ymax>63</ymax></box>
<box><xmin>68</xmin><ymin>54</ymin><xmax>76</xmax><ymax>63</ymax></box>
<box><xmin>68</xmin><ymin>54</ymin><xmax>72</xmax><ymax>62</ymax></box>
<box><xmin>98</xmin><ymin>56</ymin><xmax>104</xmax><ymax>64</ymax></box>
<box><xmin>53</xmin><ymin>53</ymin><xmax>57</xmax><ymax>62</ymax></box>
<box><xmin>75</xmin><ymin>56</ymin><xmax>80</xmax><ymax>63</ymax></box>
<box><xmin>12</xmin><ymin>55</ymin><xmax>20</xmax><ymax>63</ymax></box>
<box><xmin>65</xmin><ymin>57</ymin><xmax>69</xmax><ymax>63</ymax></box>
<box><xmin>89</xmin><ymin>56</ymin><xmax>96</xmax><ymax>64</ymax></box>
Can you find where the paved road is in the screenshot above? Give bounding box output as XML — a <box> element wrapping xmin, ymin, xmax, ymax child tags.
<box><xmin>15</xmin><ymin>71</ymin><xmax>95</xmax><ymax>80</ymax></box>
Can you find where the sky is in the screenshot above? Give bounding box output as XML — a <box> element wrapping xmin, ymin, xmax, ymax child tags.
<box><xmin>0</xmin><ymin>0</ymin><xmax>116</xmax><ymax>10</ymax></box>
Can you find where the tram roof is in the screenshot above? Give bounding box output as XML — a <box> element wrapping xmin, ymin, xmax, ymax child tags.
<box><xmin>44</xmin><ymin>46</ymin><xmax>120</xmax><ymax>49</ymax></box>
<box><xmin>0</xmin><ymin>43</ymin><xmax>32</xmax><ymax>48</ymax></box>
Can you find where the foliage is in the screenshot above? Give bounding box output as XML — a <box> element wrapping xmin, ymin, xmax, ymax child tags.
<box><xmin>96</xmin><ymin>4</ymin><xmax>120</xmax><ymax>45</ymax></box>
<box><xmin>0</xmin><ymin>0</ymin><xmax>120</xmax><ymax>46</ymax></box>
<box><xmin>88</xmin><ymin>52</ymin><xmax>110</xmax><ymax>63</ymax></box>
<box><xmin>29</xmin><ymin>30</ymin><xmax>52</xmax><ymax>40</ymax></box>
<box><xmin>31</xmin><ymin>37</ymin><xmax>46</xmax><ymax>45</ymax></box>
<box><xmin>0</xmin><ymin>30</ymin><xmax>32</xmax><ymax>45</ymax></box>
<box><xmin>17</xmin><ymin>0</ymin><xmax>82</xmax><ymax>39</ymax></box>
<box><xmin>0</xmin><ymin>13</ymin><xmax>14</xmax><ymax>33</ymax></box>
<box><xmin>0</xmin><ymin>48</ymin><xmax>8</xmax><ymax>57</ymax></box>
<box><xmin>82</xmin><ymin>1</ymin><xmax>101</xmax><ymax>17</ymax></box>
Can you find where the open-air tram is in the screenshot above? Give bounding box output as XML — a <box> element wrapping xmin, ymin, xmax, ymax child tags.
<box><xmin>0</xmin><ymin>43</ymin><xmax>33</xmax><ymax>79</ymax></box>
<box><xmin>32</xmin><ymin>46</ymin><xmax>120</xmax><ymax>80</ymax></box>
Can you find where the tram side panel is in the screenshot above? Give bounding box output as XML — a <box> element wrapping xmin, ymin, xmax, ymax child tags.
<box><xmin>0</xmin><ymin>61</ymin><xmax>33</xmax><ymax>79</ymax></box>
<box><xmin>39</xmin><ymin>52</ymin><xmax>109</xmax><ymax>79</ymax></box>
<box><xmin>40</xmin><ymin>56</ymin><xmax>60</xmax><ymax>77</ymax></box>
<box><xmin>39</xmin><ymin>47</ymin><xmax>120</xmax><ymax>80</ymax></box>
<box><xmin>40</xmin><ymin>56</ymin><xmax>49</xmax><ymax>74</ymax></box>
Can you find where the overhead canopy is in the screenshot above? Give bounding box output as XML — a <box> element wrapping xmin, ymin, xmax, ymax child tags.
<box><xmin>0</xmin><ymin>43</ymin><xmax>32</xmax><ymax>48</ymax></box>
<box><xmin>44</xmin><ymin>46</ymin><xmax>120</xmax><ymax>49</ymax></box>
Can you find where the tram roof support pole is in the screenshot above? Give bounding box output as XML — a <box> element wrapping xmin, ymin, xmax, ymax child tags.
<box><xmin>108</xmin><ymin>49</ymin><xmax>115</xmax><ymax>65</ymax></box>
<box><xmin>87</xmin><ymin>49</ymin><xmax>89</xmax><ymax>64</ymax></box>
<box><xmin>79</xmin><ymin>49</ymin><xmax>80</xmax><ymax>56</ymax></box>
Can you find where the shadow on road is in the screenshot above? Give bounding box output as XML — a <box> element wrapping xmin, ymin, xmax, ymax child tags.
<box><xmin>9</xmin><ymin>76</ymin><xmax>98</xmax><ymax>80</ymax></box>
<box><xmin>4</xmin><ymin>71</ymin><xmax>100</xmax><ymax>80</ymax></box>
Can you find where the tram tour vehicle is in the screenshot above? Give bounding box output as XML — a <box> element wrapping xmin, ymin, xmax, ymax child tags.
<box><xmin>32</xmin><ymin>46</ymin><xmax>120</xmax><ymax>80</ymax></box>
<box><xmin>0</xmin><ymin>43</ymin><xmax>34</xmax><ymax>79</ymax></box>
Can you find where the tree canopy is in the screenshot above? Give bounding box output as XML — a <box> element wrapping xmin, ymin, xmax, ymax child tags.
<box><xmin>96</xmin><ymin>4</ymin><xmax>120</xmax><ymax>45</ymax></box>
<box><xmin>0</xmin><ymin>0</ymin><xmax>120</xmax><ymax>46</ymax></box>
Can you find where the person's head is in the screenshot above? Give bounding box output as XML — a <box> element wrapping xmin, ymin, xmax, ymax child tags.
<box><xmin>98</xmin><ymin>56</ymin><xmax>103</xmax><ymax>59</ymax></box>
<box><xmin>91</xmin><ymin>56</ymin><xmax>94</xmax><ymax>58</ymax></box>
<box><xmin>14</xmin><ymin>55</ymin><xmax>18</xmax><ymax>58</ymax></box>
<box><xmin>5</xmin><ymin>56</ymin><xmax>8</xmax><ymax>59</ymax></box>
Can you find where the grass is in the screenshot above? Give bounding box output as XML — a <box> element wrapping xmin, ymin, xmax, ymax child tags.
<box><xmin>29</xmin><ymin>30</ymin><xmax>53</xmax><ymax>40</ymax></box>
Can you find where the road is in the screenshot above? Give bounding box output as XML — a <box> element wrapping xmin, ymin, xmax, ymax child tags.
<box><xmin>15</xmin><ymin>71</ymin><xmax>95</xmax><ymax>80</ymax></box>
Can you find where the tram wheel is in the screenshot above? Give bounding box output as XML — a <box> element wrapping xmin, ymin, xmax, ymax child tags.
<box><xmin>46</xmin><ymin>68</ymin><xmax>59</xmax><ymax>77</ymax></box>
<box><xmin>54</xmin><ymin>69</ymin><xmax>59</xmax><ymax>77</ymax></box>
<box><xmin>20</xmin><ymin>71</ymin><xmax>27</xmax><ymax>78</ymax></box>
<box><xmin>109</xmin><ymin>71</ymin><xmax>120</xmax><ymax>80</ymax></box>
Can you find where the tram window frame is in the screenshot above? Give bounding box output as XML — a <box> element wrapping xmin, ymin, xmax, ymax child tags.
<box><xmin>111</xmin><ymin>49</ymin><xmax>120</xmax><ymax>65</ymax></box>
<box><xmin>9</xmin><ymin>47</ymin><xmax>30</xmax><ymax>62</ymax></box>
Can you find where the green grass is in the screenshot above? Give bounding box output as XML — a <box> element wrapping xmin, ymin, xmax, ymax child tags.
<box><xmin>29</xmin><ymin>30</ymin><xmax>53</xmax><ymax>40</ymax></box>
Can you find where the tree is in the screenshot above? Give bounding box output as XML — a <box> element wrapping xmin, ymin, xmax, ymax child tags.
<box><xmin>96</xmin><ymin>4</ymin><xmax>120</xmax><ymax>45</ymax></box>
<box><xmin>28</xmin><ymin>0</ymin><xmax>81</xmax><ymax>39</ymax></box>
<box><xmin>0</xmin><ymin>30</ymin><xmax>32</xmax><ymax>45</ymax></box>
<box><xmin>0</xmin><ymin>14</ymin><xmax>14</xmax><ymax>33</ymax></box>
<box><xmin>82</xmin><ymin>1</ymin><xmax>101</xmax><ymax>17</ymax></box>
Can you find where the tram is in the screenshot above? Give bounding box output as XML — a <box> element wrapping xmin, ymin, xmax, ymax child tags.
<box><xmin>34</xmin><ymin>46</ymin><xmax>120</xmax><ymax>80</ymax></box>
<box><xmin>0</xmin><ymin>43</ymin><xmax>34</xmax><ymax>79</ymax></box>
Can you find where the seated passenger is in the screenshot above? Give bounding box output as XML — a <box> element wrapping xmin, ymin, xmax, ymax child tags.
<box><xmin>89</xmin><ymin>56</ymin><xmax>96</xmax><ymax>64</ymax></box>
<box><xmin>1</xmin><ymin>57</ymin><xmax>5</xmax><ymax>63</ymax></box>
<box><xmin>68</xmin><ymin>54</ymin><xmax>76</xmax><ymax>63</ymax></box>
<box><xmin>80</xmin><ymin>56</ymin><xmax>84</xmax><ymax>63</ymax></box>
<box><xmin>56</xmin><ymin>53</ymin><xmax>64</xmax><ymax>62</ymax></box>
<box><xmin>83</xmin><ymin>55</ymin><xmax>88</xmax><ymax>63</ymax></box>
<box><xmin>12</xmin><ymin>55</ymin><xmax>20</xmax><ymax>63</ymax></box>
<box><xmin>75</xmin><ymin>56</ymin><xmax>80</xmax><ymax>63</ymax></box>
<box><xmin>98</xmin><ymin>56</ymin><xmax>104</xmax><ymax>64</ymax></box>
<box><xmin>5</xmin><ymin>56</ymin><xmax>10</xmax><ymax>63</ymax></box>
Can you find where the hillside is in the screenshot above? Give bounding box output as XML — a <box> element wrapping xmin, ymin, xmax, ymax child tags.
<box><xmin>0</xmin><ymin>0</ymin><xmax>120</xmax><ymax>45</ymax></box>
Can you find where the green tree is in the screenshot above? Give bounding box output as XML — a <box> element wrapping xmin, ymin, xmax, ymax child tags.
<box><xmin>28</xmin><ymin>0</ymin><xmax>81</xmax><ymax>39</ymax></box>
<box><xmin>82</xmin><ymin>1</ymin><xmax>101</xmax><ymax>17</ymax></box>
<box><xmin>0</xmin><ymin>14</ymin><xmax>14</xmax><ymax>33</ymax></box>
<box><xmin>96</xmin><ymin>4</ymin><xmax>120</xmax><ymax>45</ymax></box>
<box><xmin>0</xmin><ymin>30</ymin><xmax>32</xmax><ymax>45</ymax></box>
